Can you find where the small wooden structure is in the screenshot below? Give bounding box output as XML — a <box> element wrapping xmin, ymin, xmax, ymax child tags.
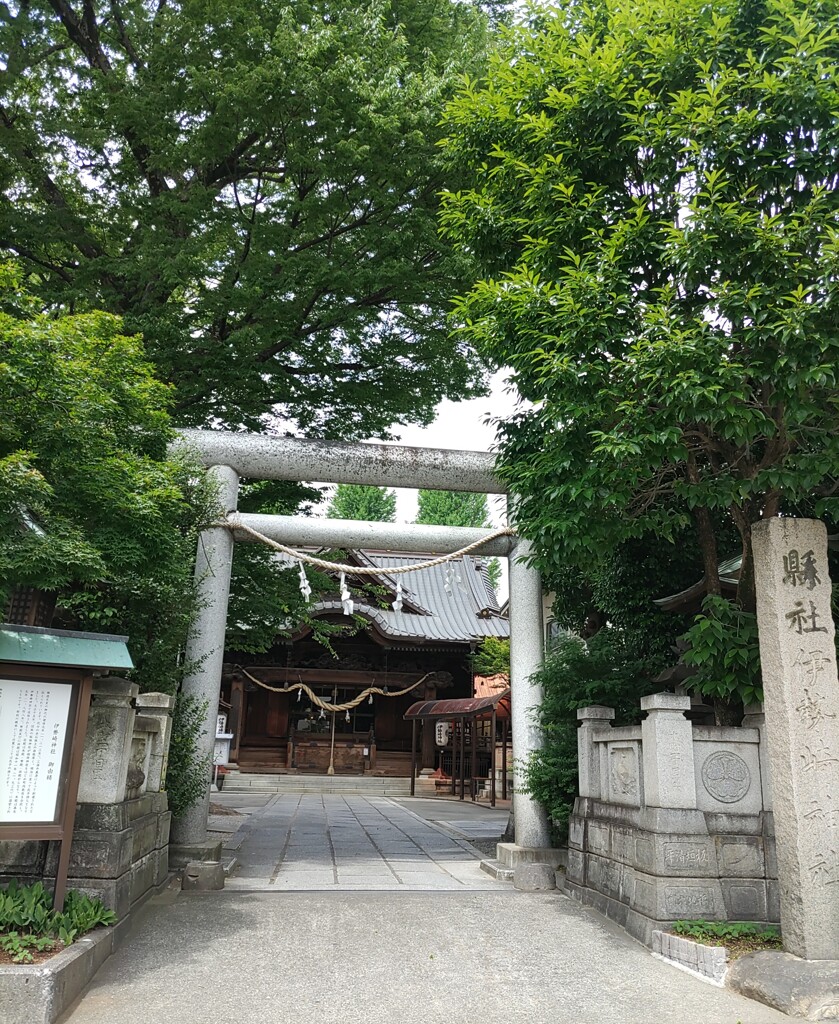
<box><xmin>404</xmin><ymin>688</ymin><xmax>510</xmax><ymax>806</ymax></box>
<box><xmin>222</xmin><ymin>550</ymin><xmax>509</xmax><ymax>777</ymax></box>
<box><xmin>0</xmin><ymin>624</ymin><xmax>133</xmax><ymax>908</ymax></box>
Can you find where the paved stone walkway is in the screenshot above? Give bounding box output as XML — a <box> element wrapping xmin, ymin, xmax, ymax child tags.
<box><xmin>58</xmin><ymin>794</ymin><xmax>791</xmax><ymax>1023</ymax></box>
<box><xmin>221</xmin><ymin>794</ymin><xmax>500</xmax><ymax>891</ymax></box>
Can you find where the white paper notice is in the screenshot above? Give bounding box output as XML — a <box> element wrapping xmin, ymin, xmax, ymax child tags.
<box><xmin>0</xmin><ymin>679</ymin><xmax>73</xmax><ymax>823</ymax></box>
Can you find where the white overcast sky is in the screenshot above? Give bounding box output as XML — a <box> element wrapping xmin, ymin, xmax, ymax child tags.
<box><xmin>368</xmin><ymin>368</ymin><xmax>519</xmax><ymax>526</ymax></box>
<box><xmin>316</xmin><ymin>368</ymin><xmax>522</xmax><ymax>602</ymax></box>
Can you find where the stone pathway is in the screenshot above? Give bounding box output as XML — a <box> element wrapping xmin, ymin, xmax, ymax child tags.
<box><xmin>59</xmin><ymin>793</ymin><xmax>792</xmax><ymax>1023</ymax></box>
<box><xmin>60</xmin><ymin>890</ymin><xmax>791</xmax><ymax>1024</ymax></box>
<box><xmin>222</xmin><ymin>794</ymin><xmax>500</xmax><ymax>891</ymax></box>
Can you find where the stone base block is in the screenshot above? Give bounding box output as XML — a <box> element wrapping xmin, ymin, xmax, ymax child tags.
<box><xmin>720</xmin><ymin>878</ymin><xmax>768</xmax><ymax>921</ymax></box>
<box><xmin>45</xmin><ymin>830</ymin><xmax>133</xmax><ymax>881</ymax></box>
<box><xmin>181</xmin><ymin>860</ymin><xmax>225</xmax><ymax>891</ymax></box>
<box><xmin>64</xmin><ymin>874</ymin><xmax>132</xmax><ymax>919</ymax></box>
<box><xmin>727</xmin><ymin>951</ymin><xmax>839</xmax><ymax>1021</ymax></box>
<box><xmin>0</xmin><ymin>840</ymin><xmax>46</xmax><ymax>874</ymax></box>
<box><xmin>72</xmin><ymin>793</ymin><xmax>168</xmax><ymax>833</ymax></box>
<box><xmin>128</xmin><ymin>851</ymin><xmax>158</xmax><ymax>906</ymax></box>
<box><xmin>169</xmin><ymin>840</ymin><xmax>222</xmax><ymax>869</ymax></box>
<box><xmin>514</xmin><ymin>863</ymin><xmax>556</xmax><ymax>891</ymax></box>
<box><xmin>496</xmin><ymin>843</ymin><xmax>563</xmax><ymax>870</ymax></box>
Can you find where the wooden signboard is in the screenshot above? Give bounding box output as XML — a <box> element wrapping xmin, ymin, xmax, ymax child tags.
<box><xmin>0</xmin><ymin>663</ymin><xmax>93</xmax><ymax>910</ymax></box>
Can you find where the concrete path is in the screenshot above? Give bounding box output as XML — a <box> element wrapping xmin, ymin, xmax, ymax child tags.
<box><xmin>60</xmin><ymin>889</ymin><xmax>790</xmax><ymax>1024</ymax></box>
<box><xmin>58</xmin><ymin>795</ymin><xmax>790</xmax><ymax>1023</ymax></box>
<box><xmin>217</xmin><ymin>793</ymin><xmax>503</xmax><ymax>891</ymax></box>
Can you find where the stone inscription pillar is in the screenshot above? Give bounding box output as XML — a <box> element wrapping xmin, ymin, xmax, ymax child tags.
<box><xmin>77</xmin><ymin>677</ymin><xmax>138</xmax><ymax>805</ymax></box>
<box><xmin>753</xmin><ymin>517</ymin><xmax>839</xmax><ymax>960</ymax></box>
<box><xmin>171</xmin><ymin>464</ymin><xmax>239</xmax><ymax>848</ymax></box>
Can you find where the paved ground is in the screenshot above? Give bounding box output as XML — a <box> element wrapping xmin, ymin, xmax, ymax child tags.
<box><xmin>61</xmin><ymin>890</ymin><xmax>789</xmax><ymax>1024</ymax></box>
<box><xmin>58</xmin><ymin>794</ymin><xmax>790</xmax><ymax>1023</ymax></box>
<box><xmin>215</xmin><ymin>793</ymin><xmax>506</xmax><ymax>891</ymax></box>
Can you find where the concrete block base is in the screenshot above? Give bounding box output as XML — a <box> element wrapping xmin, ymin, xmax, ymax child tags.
<box><xmin>168</xmin><ymin>840</ymin><xmax>223</xmax><ymax>869</ymax></box>
<box><xmin>0</xmin><ymin>922</ymin><xmax>125</xmax><ymax>1024</ymax></box>
<box><xmin>496</xmin><ymin>842</ymin><xmax>564</xmax><ymax>870</ymax></box>
<box><xmin>514</xmin><ymin>862</ymin><xmax>556</xmax><ymax>891</ymax></box>
<box><xmin>566</xmin><ymin>800</ymin><xmax>778</xmax><ymax>947</ymax></box>
<box><xmin>479</xmin><ymin>860</ymin><xmax>514</xmax><ymax>882</ymax></box>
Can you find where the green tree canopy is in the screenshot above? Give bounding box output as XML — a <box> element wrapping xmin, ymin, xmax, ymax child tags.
<box><xmin>0</xmin><ymin>263</ymin><xmax>215</xmax><ymax>693</ymax></box>
<box><xmin>0</xmin><ymin>0</ymin><xmax>492</xmax><ymax>434</ymax></box>
<box><xmin>415</xmin><ymin>488</ymin><xmax>501</xmax><ymax>587</ymax></box>
<box><xmin>441</xmin><ymin>0</ymin><xmax>839</xmax><ymax>619</ymax></box>
<box><xmin>415</xmin><ymin>490</ymin><xmax>490</xmax><ymax>528</ymax></box>
<box><xmin>326</xmin><ymin>484</ymin><xmax>397</xmax><ymax>522</ymax></box>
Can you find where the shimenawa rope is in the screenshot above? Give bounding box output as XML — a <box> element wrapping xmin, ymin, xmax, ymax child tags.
<box><xmin>237</xmin><ymin>666</ymin><xmax>433</xmax><ymax>711</ymax></box>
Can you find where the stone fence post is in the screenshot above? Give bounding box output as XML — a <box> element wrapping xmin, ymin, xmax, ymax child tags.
<box><xmin>640</xmin><ymin>693</ymin><xmax>696</xmax><ymax>809</ymax></box>
<box><xmin>577</xmin><ymin>706</ymin><xmax>615</xmax><ymax>799</ymax></box>
<box><xmin>135</xmin><ymin>692</ymin><xmax>176</xmax><ymax>793</ymax></box>
<box><xmin>77</xmin><ymin>677</ymin><xmax>138</xmax><ymax>805</ymax></box>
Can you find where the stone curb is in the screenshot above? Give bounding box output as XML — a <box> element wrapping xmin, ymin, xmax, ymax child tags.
<box><xmin>0</xmin><ymin>919</ymin><xmax>124</xmax><ymax>1024</ymax></box>
<box><xmin>652</xmin><ymin>929</ymin><xmax>728</xmax><ymax>985</ymax></box>
<box><xmin>0</xmin><ymin>875</ymin><xmax>171</xmax><ymax>1024</ymax></box>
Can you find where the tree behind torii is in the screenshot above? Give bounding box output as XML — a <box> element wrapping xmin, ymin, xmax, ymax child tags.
<box><xmin>441</xmin><ymin>0</ymin><xmax>839</xmax><ymax>632</ymax></box>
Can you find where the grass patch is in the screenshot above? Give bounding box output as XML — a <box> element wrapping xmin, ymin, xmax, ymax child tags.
<box><xmin>671</xmin><ymin>919</ymin><xmax>782</xmax><ymax>960</ymax></box>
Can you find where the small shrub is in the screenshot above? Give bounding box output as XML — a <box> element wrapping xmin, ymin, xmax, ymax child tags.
<box><xmin>0</xmin><ymin>880</ymin><xmax>116</xmax><ymax>963</ymax></box>
<box><xmin>165</xmin><ymin>693</ymin><xmax>212</xmax><ymax>818</ymax></box>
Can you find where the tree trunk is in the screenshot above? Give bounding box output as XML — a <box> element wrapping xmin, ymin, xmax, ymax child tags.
<box><xmin>737</xmin><ymin>522</ymin><xmax>757</xmax><ymax>613</ymax></box>
<box><xmin>695</xmin><ymin>505</ymin><xmax>721</xmax><ymax>597</ymax></box>
<box><xmin>686</xmin><ymin>455</ymin><xmax>721</xmax><ymax>598</ymax></box>
<box><xmin>713</xmin><ymin>697</ymin><xmax>744</xmax><ymax>727</ymax></box>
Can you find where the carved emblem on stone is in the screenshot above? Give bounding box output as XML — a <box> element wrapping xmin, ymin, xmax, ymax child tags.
<box><xmin>701</xmin><ymin>751</ymin><xmax>751</xmax><ymax>803</ymax></box>
<box><xmin>609</xmin><ymin>747</ymin><xmax>638</xmax><ymax>797</ymax></box>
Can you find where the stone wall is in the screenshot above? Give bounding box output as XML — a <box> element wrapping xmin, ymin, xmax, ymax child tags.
<box><xmin>565</xmin><ymin>695</ymin><xmax>777</xmax><ymax>945</ymax></box>
<box><xmin>0</xmin><ymin>678</ymin><xmax>175</xmax><ymax>917</ymax></box>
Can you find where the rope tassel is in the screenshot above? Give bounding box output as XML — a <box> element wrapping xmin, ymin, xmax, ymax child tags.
<box><xmin>339</xmin><ymin>571</ymin><xmax>354</xmax><ymax>616</ymax></box>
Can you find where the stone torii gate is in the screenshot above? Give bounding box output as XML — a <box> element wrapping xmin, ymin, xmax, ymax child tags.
<box><xmin>171</xmin><ymin>429</ymin><xmax>550</xmax><ymax>864</ymax></box>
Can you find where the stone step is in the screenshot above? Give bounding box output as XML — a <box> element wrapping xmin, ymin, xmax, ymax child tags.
<box><xmin>480</xmin><ymin>859</ymin><xmax>514</xmax><ymax>882</ymax></box>
<box><xmin>222</xmin><ymin>772</ymin><xmax>412</xmax><ymax>796</ymax></box>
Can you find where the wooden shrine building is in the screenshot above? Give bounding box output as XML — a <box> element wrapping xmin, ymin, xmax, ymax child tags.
<box><xmin>220</xmin><ymin>551</ymin><xmax>509</xmax><ymax>778</ymax></box>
